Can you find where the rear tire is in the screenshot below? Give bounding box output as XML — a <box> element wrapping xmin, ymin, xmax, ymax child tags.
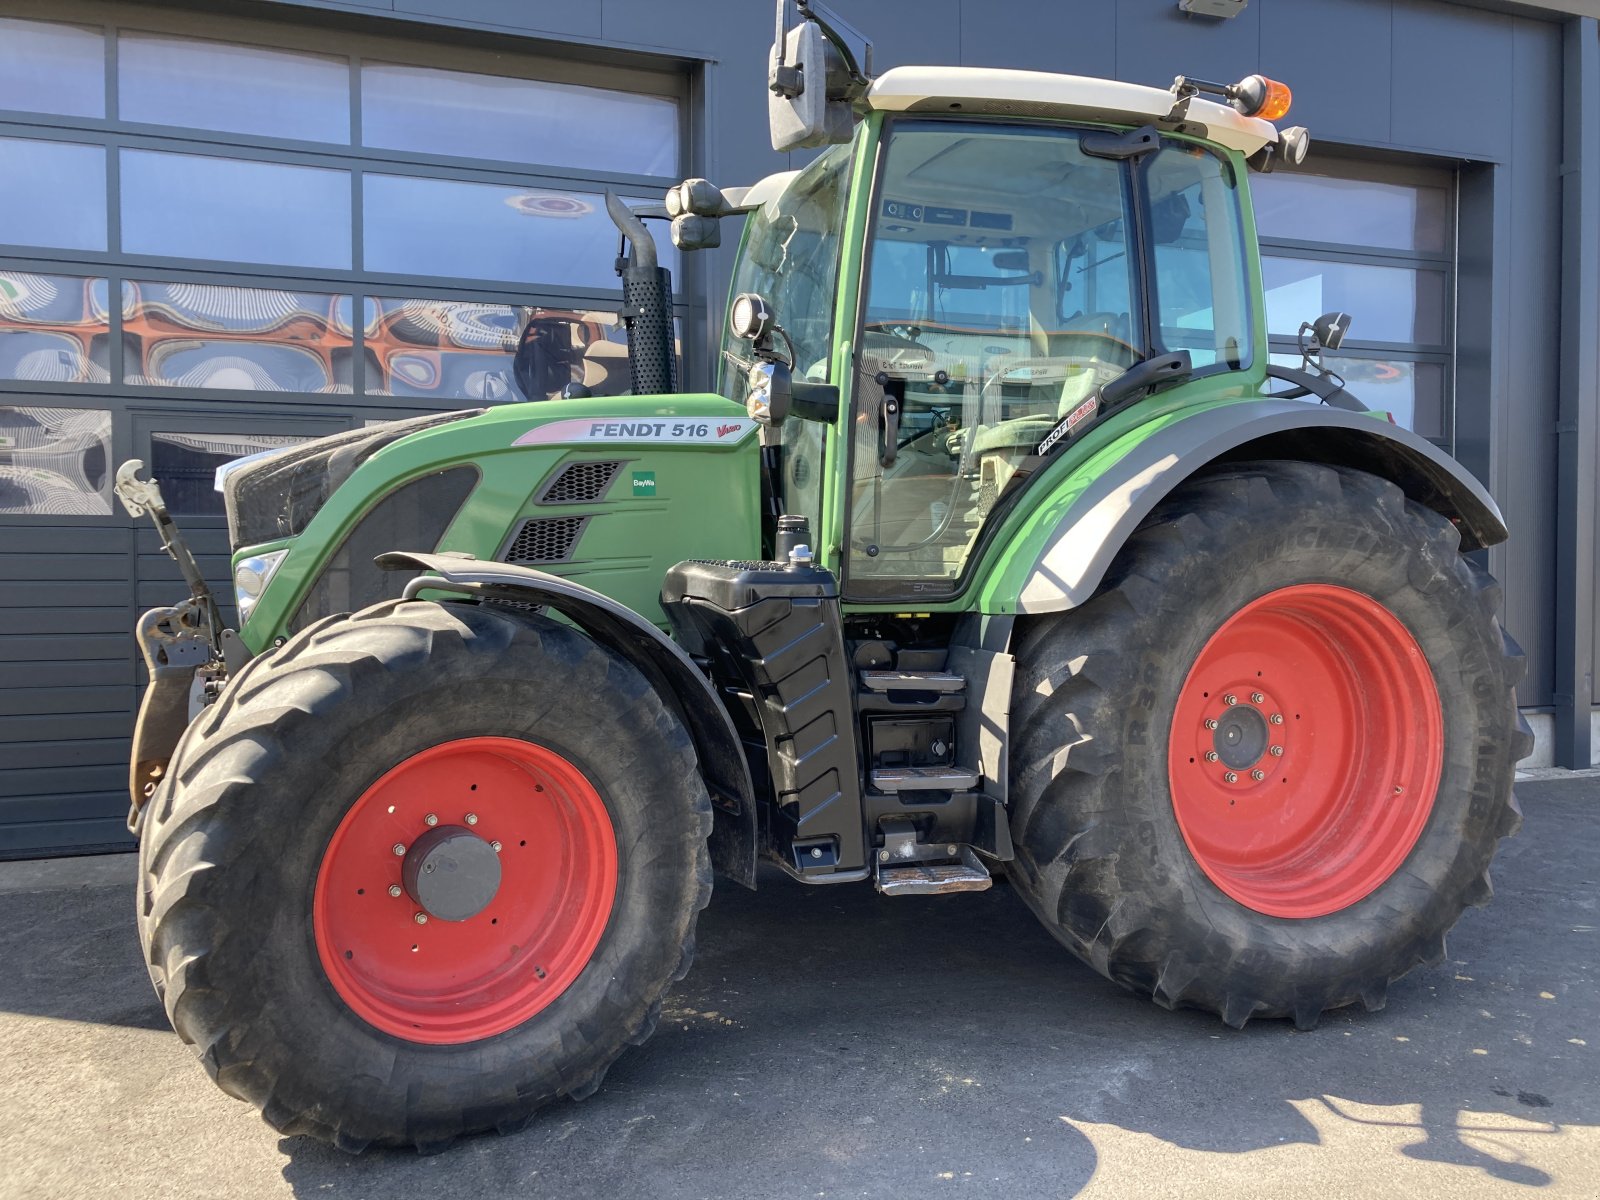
<box><xmin>1007</xmin><ymin>461</ymin><xmax>1532</xmax><ymax>1029</ymax></box>
<box><xmin>137</xmin><ymin>599</ymin><xmax>712</xmax><ymax>1151</ymax></box>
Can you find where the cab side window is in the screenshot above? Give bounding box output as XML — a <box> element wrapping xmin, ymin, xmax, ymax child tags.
<box><xmin>1144</xmin><ymin>146</ymin><xmax>1252</xmax><ymax>370</ymax></box>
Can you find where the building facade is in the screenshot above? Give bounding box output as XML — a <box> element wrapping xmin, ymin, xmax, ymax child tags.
<box><xmin>1</xmin><ymin>0</ymin><xmax>1596</xmax><ymax>856</ymax></box>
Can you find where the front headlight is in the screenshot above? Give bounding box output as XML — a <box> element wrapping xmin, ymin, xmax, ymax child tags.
<box><xmin>233</xmin><ymin>549</ymin><xmax>288</xmax><ymax>625</ymax></box>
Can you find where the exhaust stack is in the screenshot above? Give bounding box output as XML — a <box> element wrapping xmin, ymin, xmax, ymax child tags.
<box><xmin>605</xmin><ymin>192</ymin><xmax>677</xmax><ymax>396</ymax></box>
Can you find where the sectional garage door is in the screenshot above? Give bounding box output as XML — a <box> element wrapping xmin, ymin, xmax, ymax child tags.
<box><xmin>0</xmin><ymin>4</ymin><xmax>686</xmax><ymax>856</ymax></box>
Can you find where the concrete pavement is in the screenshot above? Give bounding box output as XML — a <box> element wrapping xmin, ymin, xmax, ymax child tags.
<box><xmin>1</xmin><ymin>777</ymin><xmax>1595</xmax><ymax>1199</ymax></box>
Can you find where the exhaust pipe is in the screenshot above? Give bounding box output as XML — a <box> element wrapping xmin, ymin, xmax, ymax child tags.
<box><xmin>606</xmin><ymin>192</ymin><xmax>677</xmax><ymax>396</ymax></box>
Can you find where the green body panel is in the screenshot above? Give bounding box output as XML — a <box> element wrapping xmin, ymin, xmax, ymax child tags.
<box><xmin>235</xmin><ymin>394</ymin><xmax>761</xmax><ymax>653</ymax></box>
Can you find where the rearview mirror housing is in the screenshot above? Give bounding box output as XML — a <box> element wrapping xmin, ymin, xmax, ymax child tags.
<box><xmin>768</xmin><ymin>19</ymin><xmax>855</xmax><ymax>151</ymax></box>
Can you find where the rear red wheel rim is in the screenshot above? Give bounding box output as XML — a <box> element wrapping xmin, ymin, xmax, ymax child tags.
<box><xmin>313</xmin><ymin>736</ymin><xmax>617</xmax><ymax>1044</ymax></box>
<box><xmin>1167</xmin><ymin>584</ymin><xmax>1443</xmax><ymax>919</ymax></box>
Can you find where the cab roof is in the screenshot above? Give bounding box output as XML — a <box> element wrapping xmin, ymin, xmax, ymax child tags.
<box><xmin>863</xmin><ymin>65</ymin><xmax>1279</xmax><ymax>157</ymax></box>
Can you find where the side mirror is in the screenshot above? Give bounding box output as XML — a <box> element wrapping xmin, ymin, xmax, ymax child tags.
<box><xmin>767</xmin><ymin>2</ymin><xmax>873</xmax><ymax>152</ymax></box>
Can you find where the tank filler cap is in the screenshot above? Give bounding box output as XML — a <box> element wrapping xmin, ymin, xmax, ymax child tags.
<box><xmin>787</xmin><ymin>543</ymin><xmax>815</xmax><ymax>569</ymax></box>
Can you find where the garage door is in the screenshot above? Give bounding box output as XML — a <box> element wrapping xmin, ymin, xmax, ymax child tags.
<box><xmin>0</xmin><ymin>6</ymin><xmax>686</xmax><ymax>857</ymax></box>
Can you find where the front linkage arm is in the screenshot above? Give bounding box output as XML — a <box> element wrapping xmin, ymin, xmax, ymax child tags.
<box><xmin>114</xmin><ymin>460</ymin><xmax>231</xmax><ymax>830</ymax></box>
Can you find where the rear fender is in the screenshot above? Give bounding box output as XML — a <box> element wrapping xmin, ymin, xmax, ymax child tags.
<box><xmin>980</xmin><ymin>400</ymin><xmax>1507</xmax><ymax>615</ymax></box>
<box><xmin>377</xmin><ymin>551</ymin><xmax>759</xmax><ymax>889</ymax></box>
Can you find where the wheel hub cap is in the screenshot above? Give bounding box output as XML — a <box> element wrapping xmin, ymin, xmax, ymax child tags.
<box><xmin>1214</xmin><ymin>703</ymin><xmax>1269</xmax><ymax>770</ymax></box>
<box><xmin>401</xmin><ymin>826</ymin><xmax>502</xmax><ymax>922</ymax></box>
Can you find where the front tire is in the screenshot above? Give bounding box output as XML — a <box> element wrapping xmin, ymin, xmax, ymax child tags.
<box><xmin>1008</xmin><ymin>461</ymin><xmax>1531</xmax><ymax>1029</ymax></box>
<box><xmin>137</xmin><ymin>600</ymin><xmax>712</xmax><ymax>1151</ymax></box>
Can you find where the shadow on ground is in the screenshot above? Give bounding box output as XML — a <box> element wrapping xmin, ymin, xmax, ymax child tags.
<box><xmin>2</xmin><ymin>781</ymin><xmax>1593</xmax><ymax>1199</ymax></box>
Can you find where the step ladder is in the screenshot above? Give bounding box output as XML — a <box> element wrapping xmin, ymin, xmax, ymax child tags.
<box><xmin>872</xmin><ymin>817</ymin><xmax>993</xmax><ymax>896</ymax></box>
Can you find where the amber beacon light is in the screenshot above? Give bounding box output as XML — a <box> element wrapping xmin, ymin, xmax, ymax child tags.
<box><xmin>1233</xmin><ymin>74</ymin><xmax>1293</xmax><ymax>120</ymax></box>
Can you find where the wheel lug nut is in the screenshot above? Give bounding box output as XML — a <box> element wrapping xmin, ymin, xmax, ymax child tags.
<box><xmin>1204</xmin><ymin>751</ymin><xmax>1219</xmax><ymax>762</ymax></box>
<box><xmin>392</xmin><ymin>843</ymin><xmax>406</xmax><ymax>856</ymax></box>
<box><xmin>1270</xmin><ymin>713</ymin><xmax>1284</xmax><ymax>725</ymax></box>
<box><xmin>1222</xmin><ymin>694</ymin><xmax>1237</xmax><ymax>706</ymax></box>
<box><xmin>1203</xmin><ymin>719</ymin><xmax>1218</xmax><ymax>730</ymax></box>
<box><xmin>1250</xmin><ymin>769</ymin><xmax>1265</xmax><ymax>781</ymax></box>
<box><xmin>1250</xmin><ymin>692</ymin><xmax>1265</xmax><ymax>705</ymax></box>
<box><xmin>465</xmin><ymin>813</ymin><xmax>479</xmax><ymax>826</ymax></box>
<box><xmin>414</xmin><ymin>912</ymin><xmax>428</xmax><ymax>925</ymax></box>
<box><xmin>491</xmin><ymin>841</ymin><xmax>503</xmax><ymax>853</ymax></box>
<box><xmin>1270</xmin><ymin>745</ymin><xmax>1284</xmax><ymax>757</ymax></box>
<box><xmin>388</xmin><ymin>884</ymin><xmax>402</xmax><ymax>898</ymax></box>
<box><xmin>1223</xmin><ymin>771</ymin><xmax>1238</xmax><ymax>783</ymax></box>
<box><xmin>424</xmin><ymin>813</ymin><xmax>438</xmax><ymax>827</ymax></box>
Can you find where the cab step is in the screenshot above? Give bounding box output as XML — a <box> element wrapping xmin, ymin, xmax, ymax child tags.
<box><xmin>870</xmin><ymin>765</ymin><xmax>980</xmax><ymax>792</ymax></box>
<box><xmin>858</xmin><ymin>670</ymin><xmax>966</xmax><ymax>693</ymax></box>
<box><xmin>876</xmin><ymin>845</ymin><xmax>993</xmax><ymax>896</ymax></box>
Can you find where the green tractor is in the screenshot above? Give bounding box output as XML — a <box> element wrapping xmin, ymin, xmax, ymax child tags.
<box><xmin>117</xmin><ymin>2</ymin><xmax>1529</xmax><ymax>1153</ymax></box>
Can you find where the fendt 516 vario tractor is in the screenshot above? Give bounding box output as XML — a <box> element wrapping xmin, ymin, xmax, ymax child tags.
<box><xmin>116</xmin><ymin>2</ymin><xmax>1531</xmax><ymax>1152</ymax></box>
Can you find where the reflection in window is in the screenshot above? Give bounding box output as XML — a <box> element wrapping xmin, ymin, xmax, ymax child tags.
<box><xmin>119</xmin><ymin>32</ymin><xmax>350</xmax><ymax>144</ymax></box>
<box><xmin>365</xmin><ymin>297</ymin><xmax>636</xmax><ymax>401</ymax></box>
<box><xmin>1146</xmin><ymin>146</ymin><xmax>1251</xmax><ymax>370</ymax></box>
<box><xmin>0</xmin><ymin>272</ymin><xmax>110</xmax><ymax>384</ymax></box>
<box><xmin>364</xmin><ymin>175</ymin><xmax>672</xmax><ymax>288</ymax></box>
<box><xmin>0</xmin><ymin>138</ymin><xmax>107</xmax><ymax>252</ymax></box>
<box><xmin>1270</xmin><ymin>354</ymin><xmax>1445</xmax><ymax>439</ymax></box>
<box><xmin>150</xmin><ymin>431</ymin><xmax>315</xmax><ymax>516</ymax></box>
<box><xmin>123</xmin><ymin>281</ymin><xmax>355</xmax><ymax>392</ymax></box>
<box><xmin>121</xmin><ymin>149</ymin><xmax>351</xmax><ymax>269</ymax></box>
<box><xmin>0</xmin><ymin>18</ymin><xmax>105</xmax><ymax>119</ymax></box>
<box><xmin>0</xmin><ymin>405</ymin><xmax>112</xmax><ymax>515</ymax></box>
<box><xmin>362</xmin><ymin>63</ymin><xmax>678</xmax><ymax>177</ymax></box>
<box><xmin>1254</xmin><ymin>173</ymin><xmax>1450</xmax><ymax>254</ymax></box>
<box><xmin>1263</xmin><ymin>257</ymin><xmax>1447</xmax><ymax>345</ymax></box>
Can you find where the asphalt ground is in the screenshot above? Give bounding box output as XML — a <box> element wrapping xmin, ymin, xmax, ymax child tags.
<box><xmin>1</xmin><ymin>776</ymin><xmax>1596</xmax><ymax>1200</ymax></box>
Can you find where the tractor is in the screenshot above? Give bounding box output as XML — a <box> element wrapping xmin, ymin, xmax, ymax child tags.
<box><xmin>115</xmin><ymin>1</ymin><xmax>1531</xmax><ymax>1153</ymax></box>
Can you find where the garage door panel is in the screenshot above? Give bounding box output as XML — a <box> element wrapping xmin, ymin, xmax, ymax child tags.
<box><xmin>0</xmin><ymin>815</ymin><xmax>132</xmax><ymax>859</ymax></box>
<box><xmin>3</xmin><ymin>608</ymin><xmax>134</xmax><ymax>636</ymax></box>
<box><xmin>0</xmin><ymin>659</ymin><xmax>135</xmax><ymax>689</ymax></box>
<box><xmin>0</xmin><ymin>764</ymin><xmax>125</xmax><ymax>800</ymax></box>
<box><xmin>0</xmin><ymin>738</ymin><xmax>130</xmax><ymax>770</ymax></box>
<box><xmin>0</xmin><ymin>554</ymin><xmax>133</xmax><ymax>582</ymax></box>
<box><xmin>2</xmin><ymin>528</ymin><xmax>129</xmax><ymax>556</ymax></box>
<box><xmin>0</xmin><ymin>581</ymin><xmax>128</xmax><ymax>607</ymax></box>
<box><xmin>0</xmin><ymin>634</ymin><xmax>130</xmax><ymax>663</ymax></box>
<box><xmin>0</xmin><ymin>711</ymin><xmax>132</xmax><ymax>744</ymax></box>
<box><xmin>0</xmin><ymin>686</ymin><xmax>131</xmax><ymax>718</ymax></box>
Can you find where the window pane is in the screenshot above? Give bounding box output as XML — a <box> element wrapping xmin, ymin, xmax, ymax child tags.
<box><xmin>1263</xmin><ymin>256</ymin><xmax>1447</xmax><ymax>345</ymax></box>
<box><xmin>0</xmin><ymin>271</ymin><xmax>110</xmax><ymax>384</ymax></box>
<box><xmin>0</xmin><ymin>138</ymin><xmax>107</xmax><ymax>252</ymax></box>
<box><xmin>123</xmin><ymin>280</ymin><xmax>355</xmax><ymax>392</ymax></box>
<box><xmin>1269</xmin><ymin>353</ymin><xmax>1445</xmax><ymax>439</ymax></box>
<box><xmin>364</xmin><ymin>175</ymin><xmax>669</xmax><ymax>288</ymax></box>
<box><xmin>1254</xmin><ymin>173</ymin><xmax>1450</xmax><ymax>254</ymax></box>
<box><xmin>0</xmin><ymin>18</ymin><xmax>105</xmax><ymax>119</ymax></box>
<box><xmin>119</xmin><ymin>32</ymin><xmax>350</xmax><ymax>144</ymax></box>
<box><xmin>0</xmin><ymin>405</ymin><xmax>112</xmax><ymax>515</ymax></box>
<box><xmin>367</xmin><ymin>296</ymin><xmax>662</xmax><ymax>401</ymax></box>
<box><xmin>362</xmin><ymin>63</ymin><xmax>678</xmax><ymax>177</ymax></box>
<box><xmin>1146</xmin><ymin>146</ymin><xmax>1252</xmax><ymax>370</ymax></box>
<box><xmin>150</xmin><ymin>432</ymin><xmax>315</xmax><ymax>516</ymax></box>
<box><xmin>121</xmin><ymin>150</ymin><xmax>351</xmax><ymax>269</ymax></box>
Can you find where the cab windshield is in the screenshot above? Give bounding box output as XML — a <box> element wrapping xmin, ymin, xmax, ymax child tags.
<box><xmin>720</xmin><ymin>140</ymin><xmax>854</xmax><ymax>530</ymax></box>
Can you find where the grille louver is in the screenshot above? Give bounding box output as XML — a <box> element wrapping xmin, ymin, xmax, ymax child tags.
<box><xmin>503</xmin><ymin>515</ymin><xmax>587</xmax><ymax>564</ymax></box>
<box><xmin>537</xmin><ymin>459</ymin><xmax>622</xmax><ymax>504</ymax></box>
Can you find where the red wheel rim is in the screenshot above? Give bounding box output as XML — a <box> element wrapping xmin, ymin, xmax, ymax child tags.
<box><xmin>1167</xmin><ymin>584</ymin><xmax>1443</xmax><ymax>919</ymax></box>
<box><xmin>313</xmin><ymin>736</ymin><xmax>617</xmax><ymax>1043</ymax></box>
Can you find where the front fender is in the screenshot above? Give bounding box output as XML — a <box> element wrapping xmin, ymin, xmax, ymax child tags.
<box><xmin>377</xmin><ymin>551</ymin><xmax>759</xmax><ymax>889</ymax></box>
<box><xmin>977</xmin><ymin>399</ymin><xmax>1506</xmax><ymax>615</ymax></box>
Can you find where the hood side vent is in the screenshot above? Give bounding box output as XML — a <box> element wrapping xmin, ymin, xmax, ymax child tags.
<box><xmin>502</xmin><ymin>515</ymin><xmax>588</xmax><ymax>564</ymax></box>
<box><xmin>536</xmin><ymin>459</ymin><xmax>623</xmax><ymax>505</ymax></box>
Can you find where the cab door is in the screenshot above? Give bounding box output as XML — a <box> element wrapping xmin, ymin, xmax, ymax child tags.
<box><xmin>841</xmin><ymin>118</ymin><xmax>1257</xmax><ymax>604</ymax></box>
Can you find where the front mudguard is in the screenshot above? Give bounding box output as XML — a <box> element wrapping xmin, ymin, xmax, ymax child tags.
<box><xmin>128</xmin><ymin>600</ymin><xmax>213</xmax><ymax>832</ymax></box>
<box><xmin>377</xmin><ymin>551</ymin><xmax>760</xmax><ymax>889</ymax></box>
